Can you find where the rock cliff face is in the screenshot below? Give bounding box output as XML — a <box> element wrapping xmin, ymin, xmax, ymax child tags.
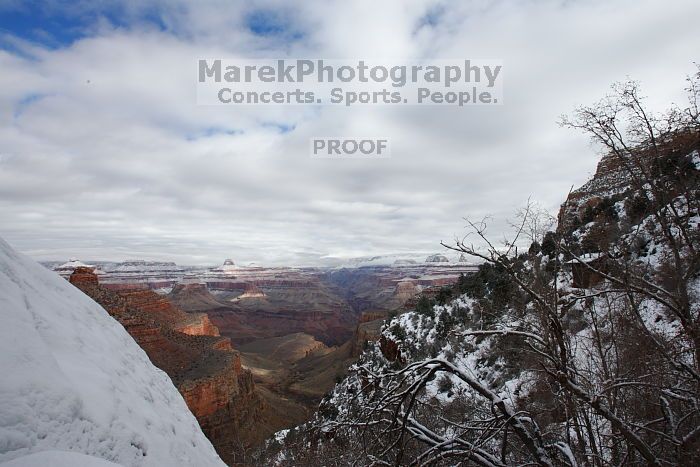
<box><xmin>105</xmin><ymin>286</ymin><xmax>222</xmax><ymax>340</ymax></box>
<box><xmin>379</xmin><ymin>335</ymin><xmax>402</xmax><ymax>363</ymax></box>
<box><xmin>350</xmin><ymin>312</ymin><xmax>385</xmax><ymax>357</ymax></box>
<box><xmin>178</xmin><ymin>313</ymin><xmax>220</xmax><ymax>336</ymax></box>
<box><xmin>559</xmin><ymin>129</ymin><xmax>700</xmax><ymax>229</ymax></box>
<box><xmin>68</xmin><ymin>266</ymin><xmax>100</xmax><ymax>286</ymax></box>
<box><xmin>178</xmin><ymin>354</ymin><xmax>261</xmax><ymax>461</ymax></box>
<box><xmin>69</xmin><ymin>268</ymin><xmax>262</xmax><ymax>466</ymax></box>
<box><xmin>558</xmin><ymin>151</ymin><xmax>632</xmax><ymax>228</ymax></box>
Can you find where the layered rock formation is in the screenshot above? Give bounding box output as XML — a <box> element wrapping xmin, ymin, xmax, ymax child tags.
<box><xmin>58</xmin><ymin>256</ymin><xmax>476</xmax><ymax>352</ymax></box>
<box><xmin>175</xmin><ymin>275</ymin><xmax>358</xmax><ymax>346</ymax></box>
<box><xmin>349</xmin><ymin>312</ymin><xmax>385</xmax><ymax>357</ymax></box>
<box><xmin>178</xmin><ymin>313</ymin><xmax>220</xmax><ymax>336</ymax></box>
<box><xmin>68</xmin><ymin>268</ymin><xmax>262</xmax><ymax>466</ymax></box>
<box><xmin>169</xmin><ymin>282</ymin><xmax>232</xmax><ymax>312</ymax></box>
<box><xmin>231</xmin><ymin>282</ymin><xmax>266</xmax><ymax>301</ymax></box>
<box><xmin>210</xmin><ymin>259</ymin><xmax>238</xmax><ymax>274</ymax></box>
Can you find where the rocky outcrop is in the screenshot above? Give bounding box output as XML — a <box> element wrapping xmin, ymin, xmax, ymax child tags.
<box><xmin>381</xmin><ymin>281</ymin><xmax>420</xmax><ymax>310</ymax></box>
<box><xmin>104</xmin><ymin>285</ymin><xmax>221</xmax><ymax>337</ymax></box>
<box><xmin>68</xmin><ymin>266</ymin><xmax>99</xmax><ymax>287</ymax></box>
<box><xmin>69</xmin><ymin>269</ymin><xmax>262</xmax><ymax>466</ymax></box>
<box><xmin>232</xmin><ymin>282</ymin><xmax>266</xmax><ymax>300</ymax></box>
<box><xmin>53</xmin><ymin>259</ymin><xmax>96</xmax><ymax>278</ymax></box>
<box><xmin>179</xmin><ymin>355</ymin><xmax>263</xmax><ymax>461</ymax></box>
<box><xmin>178</xmin><ymin>313</ymin><xmax>220</xmax><ymax>336</ymax></box>
<box><xmin>559</xmin><ymin>129</ymin><xmax>700</xmax><ymax>231</ymax></box>
<box><xmin>180</xmin><ymin>357</ymin><xmax>254</xmax><ymax>417</ymax></box>
<box><xmin>209</xmin><ymin>259</ymin><xmax>237</xmax><ymax>274</ymax></box>
<box><xmin>169</xmin><ymin>282</ymin><xmax>232</xmax><ymax>312</ymax></box>
<box><xmin>359</xmin><ymin>311</ymin><xmax>386</xmax><ymax>324</ymax></box>
<box><xmin>351</xmin><ymin>313</ymin><xmax>385</xmax><ymax>357</ymax></box>
<box><xmin>379</xmin><ymin>335</ymin><xmax>402</xmax><ymax>363</ymax></box>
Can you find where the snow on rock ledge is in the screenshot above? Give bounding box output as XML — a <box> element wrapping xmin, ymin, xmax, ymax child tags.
<box><xmin>0</xmin><ymin>237</ymin><xmax>225</xmax><ymax>467</ymax></box>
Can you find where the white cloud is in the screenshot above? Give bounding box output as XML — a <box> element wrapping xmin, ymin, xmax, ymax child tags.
<box><xmin>0</xmin><ymin>0</ymin><xmax>698</xmax><ymax>265</ymax></box>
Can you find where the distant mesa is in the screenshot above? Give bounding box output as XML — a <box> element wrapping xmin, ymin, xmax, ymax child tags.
<box><xmin>55</xmin><ymin>258</ymin><xmax>93</xmax><ymax>271</ymax></box>
<box><xmin>230</xmin><ymin>282</ymin><xmax>266</xmax><ymax>301</ymax></box>
<box><xmin>458</xmin><ymin>253</ymin><xmax>469</xmax><ymax>263</ymax></box>
<box><xmin>393</xmin><ymin>259</ymin><xmax>418</xmax><ymax>266</ymax></box>
<box><xmin>180</xmin><ymin>273</ymin><xmax>203</xmax><ymax>284</ymax></box>
<box><xmin>425</xmin><ymin>254</ymin><xmax>449</xmax><ymax>263</ymax></box>
<box><xmin>210</xmin><ymin>259</ymin><xmax>238</xmax><ymax>274</ymax></box>
<box><xmin>109</xmin><ymin>260</ymin><xmax>183</xmax><ymax>273</ymax></box>
<box><xmin>54</xmin><ymin>259</ymin><xmax>104</xmax><ymax>278</ymax></box>
<box><xmin>118</xmin><ymin>260</ymin><xmax>177</xmax><ymax>266</ymax></box>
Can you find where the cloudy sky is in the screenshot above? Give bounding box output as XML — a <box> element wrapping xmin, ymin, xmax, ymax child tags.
<box><xmin>0</xmin><ymin>0</ymin><xmax>698</xmax><ymax>266</ymax></box>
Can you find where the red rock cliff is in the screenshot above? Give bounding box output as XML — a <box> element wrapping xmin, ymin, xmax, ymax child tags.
<box><xmin>69</xmin><ymin>268</ymin><xmax>263</xmax><ymax>466</ymax></box>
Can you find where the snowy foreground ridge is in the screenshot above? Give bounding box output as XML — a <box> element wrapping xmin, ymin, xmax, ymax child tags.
<box><xmin>0</xmin><ymin>237</ymin><xmax>225</xmax><ymax>467</ymax></box>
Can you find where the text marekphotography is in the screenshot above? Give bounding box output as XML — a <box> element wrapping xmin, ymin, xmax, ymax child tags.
<box><xmin>197</xmin><ymin>59</ymin><xmax>503</xmax><ymax>107</ymax></box>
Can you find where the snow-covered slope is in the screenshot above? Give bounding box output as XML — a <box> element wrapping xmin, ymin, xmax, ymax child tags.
<box><xmin>0</xmin><ymin>237</ymin><xmax>225</xmax><ymax>467</ymax></box>
<box><xmin>1</xmin><ymin>451</ymin><xmax>122</xmax><ymax>467</ymax></box>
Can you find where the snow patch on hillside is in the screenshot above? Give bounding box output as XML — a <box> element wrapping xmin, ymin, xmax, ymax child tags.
<box><xmin>0</xmin><ymin>237</ymin><xmax>225</xmax><ymax>467</ymax></box>
<box><xmin>1</xmin><ymin>451</ymin><xmax>122</xmax><ymax>467</ymax></box>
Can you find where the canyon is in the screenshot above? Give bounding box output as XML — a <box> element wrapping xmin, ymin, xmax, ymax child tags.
<box><xmin>58</xmin><ymin>256</ymin><xmax>477</xmax><ymax>464</ymax></box>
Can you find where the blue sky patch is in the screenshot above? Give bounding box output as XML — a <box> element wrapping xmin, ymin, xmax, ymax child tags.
<box><xmin>245</xmin><ymin>9</ymin><xmax>304</xmax><ymax>41</ymax></box>
<box><xmin>263</xmin><ymin>122</ymin><xmax>296</xmax><ymax>134</ymax></box>
<box><xmin>185</xmin><ymin>127</ymin><xmax>242</xmax><ymax>141</ymax></box>
<box><xmin>14</xmin><ymin>93</ymin><xmax>51</xmax><ymax>119</ymax></box>
<box><xmin>0</xmin><ymin>2</ymin><xmax>167</xmax><ymax>50</ymax></box>
<box><xmin>415</xmin><ymin>4</ymin><xmax>446</xmax><ymax>30</ymax></box>
<box><xmin>0</xmin><ymin>6</ymin><xmax>90</xmax><ymax>49</ymax></box>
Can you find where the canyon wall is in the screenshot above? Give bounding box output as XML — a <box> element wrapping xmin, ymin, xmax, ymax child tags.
<box><xmin>69</xmin><ymin>268</ymin><xmax>262</xmax><ymax>466</ymax></box>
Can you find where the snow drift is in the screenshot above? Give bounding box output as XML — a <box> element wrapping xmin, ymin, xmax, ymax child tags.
<box><xmin>0</xmin><ymin>237</ymin><xmax>225</xmax><ymax>467</ymax></box>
